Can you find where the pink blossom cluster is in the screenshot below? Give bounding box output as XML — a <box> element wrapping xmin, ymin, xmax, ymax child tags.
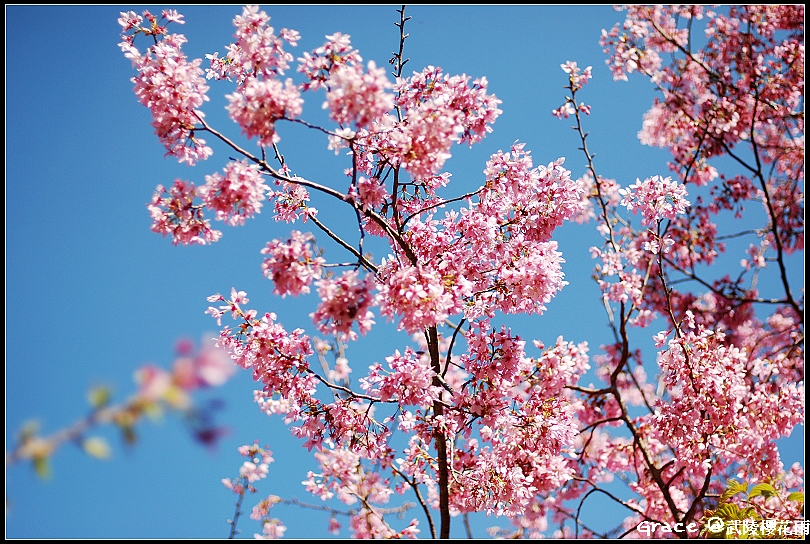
<box><xmin>438</xmin><ymin>324</ymin><xmax>580</xmax><ymax>516</ymax></box>
<box><xmin>136</xmin><ymin>337</ymin><xmax>234</xmax><ymax>414</ymax></box>
<box><xmin>479</xmin><ymin>145</ymin><xmax>584</xmax><ymax>244</ymax></box>
<box><xmin>527</xmin><ymin>336</ymin><xmax>591</xmax><ymax>399</ymax></box>
<box><xmin>360</xmin><ymin>348</ymin><xmax>439</xmax><ymax>407</ymax></box>
<box><xmin>226</xmin><ymin>77</ymin><xmax>303</xmax><ymax>146</ymax></box>
<box><xmin>600</xmin><ymin>17</ymin><xmax>661</xmax><ymax>82</ymax></box>
<box><xmin>119</xmin><ymin>11</ymin><xmax>212</xmax><ymax>165</ymax></box>
<box><xmin>207</xmin><ymin>290</ymin><xmax>314</xmax><ymax>377</ymax></box>
<box><xmin>463</xmin><ymin>146</ymin><xmax>583</xmax><ymax>317</ymax></box>
<box><xmin>396</xmin><ymin>66</ymin><xmax>503</xmax><ymax>147</ymax></box>
<box><xmin>606</xmin><ymin>6</ymin><xmax>804</xmax><ymax>188</ymax></box>
<box><xmin>298</xmin><ymin>32</ymin><xmax>363</xmax><ymax>92</ymax></box>
<box><xmin>551</xmin><ymin>100</ymin><xmax>591</xmax><ymax>120</ymax></box>
<box><xmin>255</xmin><ymin>519</ymin><xmax>286</xmax><ymax>539</ymax></box>
<box><xmin>324</xmin><ymin>61</ymin><xmax>394</xmax><ymax>128</ymax></box>
<box><xmin>170</xmin><ymin>337</ymin><xmax>236</xmax><ymax>391</ymax></box>
<box><xmin>208</xmin><ymin>291</ymin><xmax>391</xmax><ymax>460</ymax></box>
<box><xmin>251</xmin><ymin>495</ymin><xmax>280</xmax><ymax>520</ymax></box>
<box><xmin>619</xmin><ymin>175</ymin><xmax>690</xmax><ymax>226</ymax></box>
<box><xmin>767</xmin><ymin>178</ymin><xmax>805</xmax><ymax>254</ymax></box>
<box><xmin>355</xmin><ymin>176</ymin><xmax>389</xmax><ymax>211</ymax></box>
<box><xmin>199</xmin><ymin>159</ymin><xmax>270</xmax><ymax>226</ymax></box>
<box><xmin>290</xmin><ymin>397</ymin><xmax>392</xmax><ymax>458</ymax></box>
<box><xmin>310</xmin><ymin>270</ymin><xmax>377</xmax><ymax>341</ymax></box>
<box><xmin>205</xmin><ymin>5</ymin><xmax>299</xmax><ymax>85</ymax></box>
<box><xmin>568</xmin><ymin>172</ymin><xmax>622</xmax><ymax>224</ymax></box>
<box><xmin>302</xmin><ymin>443</ymin><xmax>419</xmax><ymax>538</ymax></box>
<box><xmin>147</xmin><ymin>180</ymin><xmax>222</xmax><ymax>245</ymax></box>
<box><xmin>303</xmin><ymin>442</ymin><xmax>392</xmax><ymax>504</ymax></box>
<box><xmin>260</xmin><ymin>231</ymin><xmax>325</xmax><ymax>297</ymax></box>
<box><xmin>268</xmin><ymin>181</ymin><xmax>315</xmax><ymax>223</ymax></box>
<box><xmin>377</xmin><ymin>263</ymin><xmax>461</xmax><ymax>334</ymax></box>
<box><xmin>350</xmin><ymin>66</ymin><xmax>502</xmax><ymax>180</ymax></box>
<box><xmin>221</xmin><ymin>441</ymin><xmax>275</xmax><ymax>494</ymax></box>
<box><xmin>202</xmin><ymin>5</ymin><xmax>304</xmax><ymax>147</ymax></box>
<box><xmin>544</xmin><ymin>9</ymin><xmax>803</xmax><ymax>528</ymax></box>
<box><xmin>222</xmin><ymin>444</ymin><xmax>290</xmax><ymax>539</ymax></box>
<box><xmin>551</xmin><ymin>62</ymin><xmax>593</xmax><ymax>118</ymax></box>
<box><xmin>662</xmin><ymin>205</ymin><xmax>722</xmax><ymax>269</ymax></box>
<box><xmin>590</xmin><ymin>245</ymin><xmax>645</xmax><ymax>307</ymax></box>
<box><xmin>560</xmin><ymin>60</ymin><xmax>593</xmax><ymax>91</ymax></box>
<box><xmin>365</xmin><ymin>143</ymin><xmax>583</xmax><ymax>330</ymax></box>
<box><xmin>651</xmin><ymin>326</ymin><xmax>805</xmax><ymax>483</ymax></box>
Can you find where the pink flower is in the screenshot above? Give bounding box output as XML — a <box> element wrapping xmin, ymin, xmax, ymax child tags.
<box><xmin>118</xmin><ymin>11</ymin><xmax>142</xmax><ymax>32</ymax></box>
<box><xmin>221</xmin><ymin>478</ymin><xmax>243</xmax><ymax>494</ymax></box>
<box><xmin>199</xmin><ymin>160</ymin><xmax>270</xmax><ymax>226</ymax></box>
<box><xmin>206</xmin><ymin>5</ymin><xmax>298</xmax><ymax>84</ymax></box>
<box><xmin>134</xmin><ymin>365</ymin><xmax>173</xmax><ymax>402</ymax></box>
<box><xmin>226</xmin><ymin>78</ymin><xmax>303</xmax><ymax>146</ymax></box>
<box><xmin>147</xmin><ymin>180</ymin><xmax>222</xmax><ymax>245</ymax></box>
<box><xmin>171</xmin><ymin>338</ymin><xmax>235</xmax><ymax>390</ymax></box>
<box><xmin>324</xmin><ymin>61</ymin><xmax>394</xmax><ymax>128</ymax></box>
<box><xmin>552</xmin><ymin>101</ymin><xmax>576</xmax><ymax>119</ymax></box>
<box><xmin>310</xmin><ymin>270</ymin><xmax>377</xmax><ymax>341</ymax></box>
<box><xmin>360</xmin><ymin>348</ymin><xmax>439</xmax><ymax>407</ymax></box>
<box><xmin>268</xmin><ymin>181</ymin><xmax>315</xmax><ymax>223</ymax></box>
<box><xmin>355</xmin><ymin>176</ymin><xmax>388</xmax><ymax>210</ymax></box>
<box><xmin>560</xmin><ymin>60</ymin><xmax>593</xmax><ymax>90</ymax></box>
<box><xmin>372</xmin><ymin>66</ymin><xmax>502</xmax><ymax>179</ymax></box>
<box><xmin>121</xmin><ymin>24</ymin><xmax>212</xmax><ymax>165</ymax></box>
<box><xmin>239</xmin><ymin>460</ymin><xmax>269</xmax><ymax>483</ymax></box>
<box><xmin>619</xmin><ymin>175</ymin><xmax>690</xmax><ymax>225</ymax></box>
<box><xmin>378</xmin><ymin>263</ymin><xmax>459</xmax><ymax>333</ymax></box>
<box><xmin>396</xmin><ymin>67</ymin><xmax>502</xmax><ymax>147</ymax></box>
<box><xmin>256</xmin><ymin>519</ymin><xmax>286</xmax><ymax>539</ymax></box>
<box><xmin>161</xmin><ymin>9</ymin><xmax>184</xmax><ymax>24</ymax></box>
<box><xmin>298</xmin><ymin>32</ymin><xmax>363</xmax><ymax>91</ymax></box>
<box><xmin>261</xmin><ymin>231</ymin><xmax>325</xmax><ymax>297</ymax></box>
<box><xmin>643</xmin><ymin>233</ymin><xmax>675</xmax><ymax>254</ymax></box>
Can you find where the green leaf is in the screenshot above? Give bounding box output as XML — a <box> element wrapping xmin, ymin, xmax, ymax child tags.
<box><xmin>82</xmin><ymin>437</ymin><xmax>112</xmax><ymax>460</ymax></box>
<box><xmin>143</xmin><ymin>401</ymin><xmax>164</xmax><ymax>420</ymax></box>
<box><xmin>88</xmin><ymin>386</ymin><xmax>112</xmax><ymax>409</ymax></box>
<box><xmin>717</xmin><ymin>502</ymin><xmax>742</xmax><ymax>520</ymax></box>
<box><xmin>721</xmin><ymin>479</ymin><xmax>748</xmax><ymax>502</ymax></box>
<box><xmin>748</xmin><ymin>483</ymin><xmax>776</xmax><ymax>499</ymax></box>
<box><xmin>786</xmin><ymin>491</ymin><xmax>804</xmax><ymax>503</ymax></box>
<box><xmin>740</xmin><ymin>506</ymin><xmax>760</xmax><ymax>520</ymax></box>
<box><xmin>33</xmin><ymin>457</ymin><xmax>51</xmax><ymax>480</ymax></box>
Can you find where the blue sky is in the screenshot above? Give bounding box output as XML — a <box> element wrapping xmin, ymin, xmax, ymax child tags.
<box><xmin>6</xmin><ymin>5</ymin><xmax>803</xmax><ymax>539</ymax></box>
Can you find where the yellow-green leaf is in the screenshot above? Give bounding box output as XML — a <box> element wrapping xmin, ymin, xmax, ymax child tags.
<box><xmin>786</xmin><ymin>491</ymin><xmax>804</xmax><ymax>503</ymax></box>
<box><xmin>142</xmin><ymin>400</ymin><xmax>164</xmax><ymax>420</ymax></box>
<box><xmin>717</xmin><ymin>502</ymin><xmax>742</xmax><ymax>520</ymax></box>
<box><xmin>740</xmin><ymin>506</ymin><xmax>760</xmax><ymax>520</ymax></box>
<box><xmin>33</xmin><ymin>457</ymin><xmax>51</xmax><ymax>480</ymax></box>
<box><xmin>88</xmin><ymin>386</ymin><xmax>112</xmax><ymax>409</ymax></box>
<box><xmin>721</xmin><ymin>479</ymin><xmax>748</xmax><ymax>502</ymax></box>
<box><xmin>748</xmin><ymin>483</ymin><xmax>776</xmax><ymax>499</ymax></box>
<box><xmin>82</xmin><ymin>437</ymin><xmax>112</xmax><ymax>460</ymax></box>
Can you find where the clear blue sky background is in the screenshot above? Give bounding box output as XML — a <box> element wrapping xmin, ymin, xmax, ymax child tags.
<box><xmin>6</xmin><ymin>5</ymin><xmax>803</xmax><ymax>539</ymax></box>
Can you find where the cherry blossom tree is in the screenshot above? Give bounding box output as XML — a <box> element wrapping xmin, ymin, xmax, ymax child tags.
<box><xmin>116</xmin><ymin>5</ymin><xmax>803</xmax><ymax>539</ymax></box>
